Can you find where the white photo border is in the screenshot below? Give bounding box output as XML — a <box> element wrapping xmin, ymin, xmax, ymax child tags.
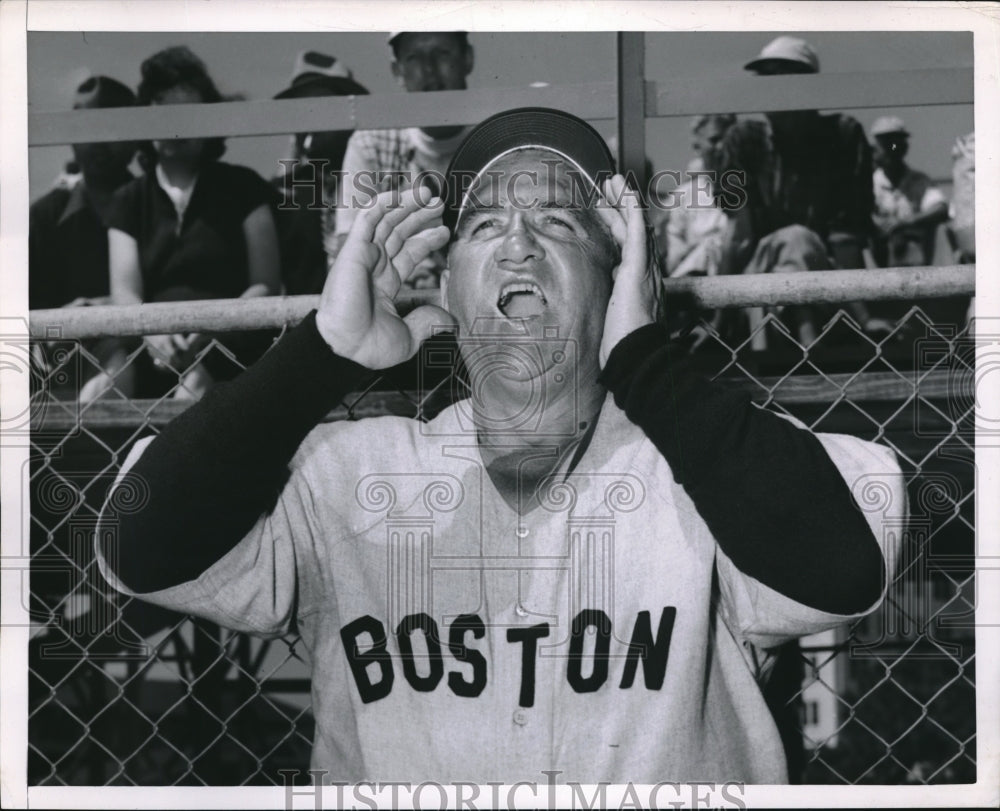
<box><xmin>2</xmin><ymin>1</ymin><xmax>997</xmax><ymax>808</ymax></box>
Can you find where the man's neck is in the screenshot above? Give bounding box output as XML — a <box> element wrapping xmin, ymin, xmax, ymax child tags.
<box><xmin>157</xmin><ymin>159</ymin><xmax>199</xmax><ymax>189</ymax></box>
<box><xmin>81</xmin><ymin>168</ymin><xmax>132</xmax><ymax>218</ymax></box>
<box><xmin>882</xmin><ymin>161</ymin><xmax>908</xmax><ymax>187</ymax></box>
<box><xmin>472</xmin><ymin>371</ymin><xmax>606</xmax><ymax>512</ymax></box>
<box><xmin>419</xmin><ymin>124</ymin><xmax>465</xmax><ymax>141</ymax></box>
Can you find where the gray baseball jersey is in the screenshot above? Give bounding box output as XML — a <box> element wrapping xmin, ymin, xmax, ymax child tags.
<box><xmin>99</xmin><ymin>394</ymin><xmax>903</xmax><ymax>784</ymax></box>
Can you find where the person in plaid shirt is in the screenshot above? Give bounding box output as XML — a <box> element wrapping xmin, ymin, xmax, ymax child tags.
<box><xmin>330</xmin><ymin>32</ymin><xmax>475</xmax><ymax>288</ymax></box>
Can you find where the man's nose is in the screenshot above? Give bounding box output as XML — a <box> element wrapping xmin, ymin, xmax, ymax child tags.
<box><xmin>419</xmin><ymin>62</ymin><xmax>444</xmax><ymax>90</ymax></box>
<box><xmin>496</xmin><ymin>217</ymin><xmax>545</xmax><ymax>266</ymax></box>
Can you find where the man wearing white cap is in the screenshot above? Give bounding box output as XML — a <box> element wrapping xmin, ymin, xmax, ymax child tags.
<box><xmin>330</xmin><ymin>31</ymin><xmax>475</xmax><ymax>288</ymax></box>
<box><xmin>867</xmin><ymin>115</ymin><xmax>967</xmax><ymax>333</ymax></box>
<box><xmin>98</xmin><ymin>107</ymin><xmax>901</xmax><ymax>785</ymax></box>
<box><xmin>869</xmin><ymin>115</ymin><xmax>948</xmax><ymax>268</ymax></box>
<box><xmin>705</xmin><ymin>36</ymin><xmax>877</xmax><ymax>340</ymax></box>
<box><xmin>739</xmin><ymin>35</ymin><xmax>874</xmax><ymax>271</ymax></box>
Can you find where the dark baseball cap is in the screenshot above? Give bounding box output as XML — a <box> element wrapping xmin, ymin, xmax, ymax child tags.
<box><xmin>443</xmin><ymin>107</ymin><xmax>615</xmax><ymax>232</ymax></box>
<box><xmin>73</xmin><ymin>75</ymin><xmax>136</xmax><ymax>109</ymax></box>
<box><xmin>274</xmin><ymin>50</ymin><xmax>368</xmax><ymax>99</ymax></box>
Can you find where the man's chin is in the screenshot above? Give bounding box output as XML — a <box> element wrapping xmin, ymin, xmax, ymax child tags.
<box><xmin>460</xmin><ymin>335</ymin><xmax>576</xmax><ymax>387</ymax></box>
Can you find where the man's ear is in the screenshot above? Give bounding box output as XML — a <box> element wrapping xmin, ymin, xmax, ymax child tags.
<box><xmin>462</xmin><ymin>44</ymin><xmax>475</xmax><ymax>78</ymax></box>
<box><xmin>390</xmin><ymin>60</ymin><xmax>405</xmax><ymax>88</ymax></box>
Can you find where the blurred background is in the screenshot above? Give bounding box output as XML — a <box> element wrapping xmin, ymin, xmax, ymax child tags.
<box><xmin>27</xmin><ymin>30</ymin><xmax>973</xmax><ymax>201</ymax></box>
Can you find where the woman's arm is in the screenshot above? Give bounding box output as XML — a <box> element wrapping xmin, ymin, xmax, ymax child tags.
<box><xmin>109</xmin><ymin>227</ymin><xmax>144</xmax><ymax>305</ymax></box>
<box><xmin>241</xmin><ymin>203</ymin><xmax>282</xmax><ymax>298</ymax></box>
<box><xmin>109</xmin><ymin>226</ymin><xmax>195</xmax><ymax>371</ymax></box>
<box><xmin>79</xmin><ymin>229</ymin><xmax>144</xmax><ymax>402</ymax></box>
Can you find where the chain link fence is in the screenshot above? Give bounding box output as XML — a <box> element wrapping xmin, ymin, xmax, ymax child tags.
<box><xmin>25</xmin><ymin>278</ymin><xmax>976</xmax><ymax>786</ymax></box>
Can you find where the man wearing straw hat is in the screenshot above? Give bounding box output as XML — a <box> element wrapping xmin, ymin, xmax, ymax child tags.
<box><xmin>99</xmin><ymin>107</ymin><xmax>902</xmax><ymax>785</ymax></box>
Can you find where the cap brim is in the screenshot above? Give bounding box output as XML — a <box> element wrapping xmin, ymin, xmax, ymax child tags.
<box><xmin>274</xmin><ymin>75</ymin><xmax>368</xmax><ymax>100</ymax></box>
<box><xmin>444</xmin><ymin>107</ymin><xmax>615</xmax><ymax>231</ymax></box>
<box><xmin>743</xmin><ymin>56</ymin><xmax>816</xmax><ymax>73</ymax></box>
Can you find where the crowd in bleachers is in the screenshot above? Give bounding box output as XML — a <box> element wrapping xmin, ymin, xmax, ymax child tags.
<box><xmin>29</xmin><ymin>33</ymin><xmax>975</xmax><ymax>401</ymax></box>
<box><xmin>655</xmin><ymin>36</ymin><xmax>974</xmax><ymax>351</ymax></box>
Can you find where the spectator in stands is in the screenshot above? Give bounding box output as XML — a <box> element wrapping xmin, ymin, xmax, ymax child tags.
<box><xmin>704</xmin><ymin>36</ymin><xmax>877</xmax><ymax>344</ymax></box>
<box><xmin>664</xmin><ymin>114</ymin><xmax>735</xmax><ymax>278</ymax></box>
<box><xmin>30</xmin><ymin>76</ymin><xmax>137</xmax><ymax>312</ymax></box>
<box><xmin>30</xmin><ymin>76</ymin><xmax>138</xmax><ymax>397</ymax></box>
<box><xmin>331</xmin><ymin>31</ymin><xmax>475</xmax><ymax>288</ymax></box>
<box><xmin>866</xmin><ymin>123</ymin><xmax>969</xmax><ymax>335</ymax></box>
<box><xmin>273</xmin><ymin>51</ymin><xmax>368</xmax><ymax>295</ymax></box>
<box><xmin>50</xmin><ymin>160</ymin><xmax>83</xmax><ymax>193</ymax></box>
<box><xmin>948</xmin><ymin>131</ymin><xmax>975</xmax><ymax>264</ymax></box>
<box><xmin>741</xmin><ymin>36</ymin><xmax>874</xmax><ymax>271</ymax></box>
<box><xmin>688</xmin><ymin>112</ymin><xmax>734</xmax><ymax>172</ymax></box>
<box><xmin>83</xmin><ymin>46</ymin><xmax>281</xmax><ymax>403</ymax></box>
<box><xmin>951</xmin><ymin>132</ymin><xmax>975</xmax><ymax>328</ymax></box>
<box><xmin>870</xmin><ymin>115</ymin><xmax>949</xmax><ymax>268</ymax></box>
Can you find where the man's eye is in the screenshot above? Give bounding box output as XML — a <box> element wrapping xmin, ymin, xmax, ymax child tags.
<box><xmin>471</xmin><ymin>218</ymin><xmax>501</xmax><ymax>235</ymax></box>
<box><xmin>543</xmin><ymin>214</ymin><xmax>575</xmax><ymax>231</ymax></box>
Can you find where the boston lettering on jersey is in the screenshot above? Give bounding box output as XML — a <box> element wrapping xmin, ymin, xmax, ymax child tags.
<box><xmin>339</xmin><ymin>607</ymin><xmax>677</xmax><ymax>706</ymax></box>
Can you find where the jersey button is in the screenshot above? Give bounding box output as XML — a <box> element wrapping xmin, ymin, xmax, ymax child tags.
<box><xmin>513</xmin><ymin>710</ymin><xmax>528</xmax><ymax>726</ymax></box>
<box><xmin>515</xmin><ymin>604</ymin><xmax>529</xmax><ymax>617</ymax></box>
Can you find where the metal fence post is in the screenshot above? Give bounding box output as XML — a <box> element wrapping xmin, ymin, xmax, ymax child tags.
<box><xmin>616</xmin><ymin>32</ymin><xmax>647</xmax><ymax>192</ymax></box>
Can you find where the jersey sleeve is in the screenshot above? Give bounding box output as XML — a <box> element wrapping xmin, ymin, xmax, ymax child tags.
<box><xmin>96</xmin><ymin>432</ymin><xmax>326</xmax><ymax>638</ymax></box>
<box><xmin>714</xmin><ymin>418</ymin><xmax>906</xmax><ymax>650</ymax></box>
<box><xmin>92</xmin><ymin>310</ymin><xmax>368</xmax><ymax>630</ymax></box>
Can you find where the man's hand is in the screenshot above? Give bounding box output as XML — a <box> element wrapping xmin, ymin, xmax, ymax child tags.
<box><xmin>596</xmin><ymin>175</ymin><xmax>664</xmax><ymax>368</ymax></box>
<box><xmin>79</xmin><ymin>371</ymin><xmax>115</xmax><ymax>404</ymax></box>
<box><xmin>144</xmin><ymin>333</ymin><xmax>192</xmax><ymax>371</ymax></box>
<box><xmin>315</xmin><ymin>186</ymin><xmax>455</xmax><ymax>369</ymax></box>
<box><xmin>79</xmin><ymin>363</ymin><xmax>136</xmax><ymax>404</ymax></box>
<box><xmin>65</xmin><ymin>295</ymin><xmax>111</xmax><ymax>307</ymax></box>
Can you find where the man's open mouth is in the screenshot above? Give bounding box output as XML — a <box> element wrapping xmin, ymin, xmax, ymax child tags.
<box><xmin>497</xmin><ymin>282</ymin><xmax>548</xmax><ymax>318</ymax></box>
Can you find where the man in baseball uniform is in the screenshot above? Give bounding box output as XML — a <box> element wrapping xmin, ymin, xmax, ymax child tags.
<box><xmin>99</xmin><ymin>108</ymin><xmax>903</xmax><ymax>785</ymax></box>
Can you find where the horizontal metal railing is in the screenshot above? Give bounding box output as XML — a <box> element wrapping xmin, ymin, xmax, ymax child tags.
<box><xmin>31</xmin><ymin>367</ymin><xmax>965</xmax><ymax>432</ymax></box>
<box><xmin>28</xmin><ymin>68</ymin><xmax>973</xmax><ymax>146</ymax></box>
<box><xmin>28</xmin><ymin>265</ymin><xmax>975</xmax><ymax>340</ymax></box>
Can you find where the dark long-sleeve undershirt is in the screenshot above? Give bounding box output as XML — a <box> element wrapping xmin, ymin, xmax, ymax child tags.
<box><xmin>107</xmin><ymin>314</ymin><xmax>884</xmax><ymax>614</ymax></box>
<box><xmin>106</xmin><ymin>311</ymin><xmax>369</xmax><ymax>593</ymax></box>
<box><xmin>599</xmin><ymin>322</ymin><xmax>885</xmax><ymax>615</ymax></box>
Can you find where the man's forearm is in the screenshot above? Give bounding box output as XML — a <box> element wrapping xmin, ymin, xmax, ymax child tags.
<box><xmin>599</xmin><ymin>323</ymin><xmax>885</xmax><ymax>615</ymax></box>
<box><xmin>106</xmin><ymin>311</ymin><xmax>369</xmax><ymax>593</ymax></box>
<box><xmin>902</xmin><ymin>203</ymin><xmax>949</xmax><ymax>233</ymax></box>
